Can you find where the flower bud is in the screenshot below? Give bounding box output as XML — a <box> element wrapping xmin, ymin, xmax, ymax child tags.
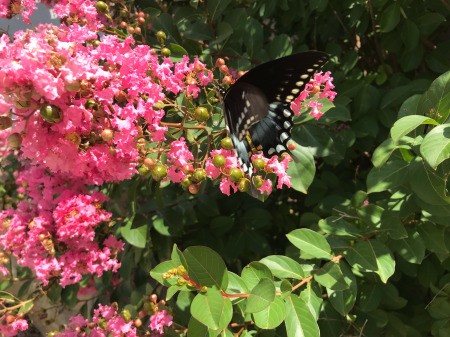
<box><xmin>95</xmin><ymin>1</ymin><xmax>109</xmax><ymax>14</ymax></box>
<box><xmin>0</xmin><ymin>116</ymin><xmax>13</xmax><ymax>130</ymax></box>
<box><xmin>221</xmin><ymin>137</ymin><xmax>233</xmax><ymax>150</ymax></box>
<box><xmin>40</xmin><ymin>104</ymin><xmax>62</xmax><ymax>123</ymax></box>
<box><xmin>194</xmin><ymin>107</ymin><xmax>209</xmax><ymax>122</ymax></box>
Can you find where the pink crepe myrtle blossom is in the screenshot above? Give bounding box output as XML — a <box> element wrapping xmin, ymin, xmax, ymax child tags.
<box><xmin>149</xmin><ymin>309</ymin><xmax>173</xmax><ymax>335</ymax></box>
<box><xmin>0</xmin><ymin>317</ymin><xmax>28</xmax><ymax>337</ymax></box>
<box><xmin>290</xmin><ymin>71</ymin><xmax>336</xmax><ymax>117</ymax></box>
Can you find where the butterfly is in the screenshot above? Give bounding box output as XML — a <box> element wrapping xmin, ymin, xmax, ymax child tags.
<box><xmin>220</xmin><ymin>51</ymin><xmax>330</xmax><ymax>175</ymax></box>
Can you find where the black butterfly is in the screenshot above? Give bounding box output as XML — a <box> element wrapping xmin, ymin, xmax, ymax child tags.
<box><xmin>220</xmin><ymin>51</ymin><xmax>330</xmax><ymax>174</ymax></box>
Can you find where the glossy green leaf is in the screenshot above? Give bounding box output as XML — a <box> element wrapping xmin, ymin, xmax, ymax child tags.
<box><xmin>401</xmin><ymin>20</ymin><xmax>420</xmax><ymax>51</ymax></box>
<box><xmin>418</xmin><ymin>71</ymin><xmax>450</xmax><ymax>123</ymax></box>
<box><xmin>267</xmin><ymin>34</ymin><xmax>292</xmax><ymax>59</ymax></box>
<box><xmin>314</xmin><ymin>262</ymin><xmax>349</xmax><ymax>291</ymax></box>
<box><xmin>292</xmin><ymin>125</ymin><xmax>335</xmax><ymax>157</ymax></box>
<box><xmin>241</xmin><ymin>262</ymin><xmax>273</xmax><ymax>290</ymax></box>
<box><xmin>207</xmin><ymin>0</ymin><xmax>232</xmax><ymax>22</ymax></box>
<box><xmin>253</xmin><ymin>296</ymin><xmax>286</xmax><ymax>329</ymax></box>
<box><xmin>287</xmin><ymin>228</ymin><xmax>332</xmax><ymax>260</ymax></box>
<box><xmin>150</xmin><ymin>260</ymin><xmax>178</xmax><ymax>286</ymax></box>
<box><xmin>346</xmin><ymin>240</ymin><xmax>395</xmax><ymax>283</ymax></box>
<box><xmin>187</xmin><ymin>317</ymin><xmax>218</xmax><ymax>337</ymax></box>
<box><xmin>379</xmin><ymin>3</ymin><xmax>401</xmax><ymax>33</ymax></box>
<box><xmin>327</xmin><ymin>262</ymin><xmax>357</xmax><ymax>315</ymax></box>
<box><xmin>287</xmin><ymin>144</ymin><xmax>316</xmax><ymax>194</ymax></box>
<box><xmin>420</xmin><ymin>125</ymin><xmax>450</xmax><ymax>169</ymax></box>
<box><xmin>390</xmin><ymin>115</ymin><xmax>439</xmax><ymax>143</ymax></box>
<box><xmin>299</xmin><ymin>283</ymin><xmax>323</xmax><ymax>320</ymax></box>
<box><xmin>408</xmin><ymin>159</ymin><xmax>450</xmax><ymax>205</ymax></box>
<box><xmin>285</xmin><ymin>295</ymin><xmax>320</xmax><ymax>337</ymax></box>
<box><xmin>191</xmin><ymin>288</ymin><xmax>232</xmax><ymax>331</ymax></box>
<box><xmin>259</xmin><ymin>255</ymin><xmax>304</xmax><ymax>280</ymax></box>
<box><xmin>394</xmin><ymin>231</ymin><xmax>425</xmax><ymax>264</ymax></box>
<box><xmin>245</xmin><ymin>278</ymin><xmax>276</xmax><ymax>313</ymax></box>
<box><xmin>169</xmin><ymin>43</ymin><xmax>189</xmax><ymax>62</ymax></box>
<box><xmin>121</xmin><ymin>215</ymin><xmax>148</xmax><ymax>248</ymax></box>
<box><xmin>243</xmin><ymin>18</ymin><xmax>263</xmax><ymax>57</ymax></box>
<box><xmin>367</xmin><ymin>160</ymin><xmax>409</xmax><ymax>193</ymax></box>
<box><xmin>417</xmin><ymin>12</ymin><xmax>446</xmax><ymax>36</ymax></box>
<box><xmin>183</xmin><ymin>246</ymin><xmax>228</xmax><ymax>290</ymax></box>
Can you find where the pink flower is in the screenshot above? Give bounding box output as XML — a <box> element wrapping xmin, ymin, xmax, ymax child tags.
<box><xmin>149</xmin><ymin>310</ymin><xmax>173</xmax><ymax>334</ymax></box>
<box><xmin>0</xmin><ymin>317</ymin><xmax>28</xmax><ymax>337</ymax></box>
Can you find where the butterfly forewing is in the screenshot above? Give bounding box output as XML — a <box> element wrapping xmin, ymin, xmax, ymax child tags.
<box><xmin>236</xmin><ymin>51</ymin><xmax>329</xmax><ymax>104</ymax></box>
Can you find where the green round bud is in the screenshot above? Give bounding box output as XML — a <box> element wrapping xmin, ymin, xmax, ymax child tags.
<box><xmin>252</xmin><ymin>158</ymin><xmax>266</xmax><ymax>171</ymax></box>
<box><xmin>229</xmin><ymin>168</ymin><xmax>244</xmax><ymax>183</ymax></box>
<box><xmin>212</xmin><ymin>154</ymin><xmax>226</xmax><ymax>168</ymax></box>
<box><xmin>180</xmin><ymin>177</ymin><xmax>192</xmax><ymax>188</ymax></box>
<box><xmin>192</xmin><ymin>168</ymin><xmax>207</xmax><ymax>182</ymax></box>
<box><xmin>151</xmin><ymin>164</ymin><xmax>167</xmax><ymax>181</ymax></box>
<box><xmin>40</xmin><ymin>104</ymin><xmax>62</xmax><ymax>123</ymax></box>
<box><xmin>221</xmin><ymin>137</ymin><xmax>233</xmax><ymax>150</ymax></box>
<box><xmin>7</xmin><ymin>133</ymin><xmax>22</xmax><ymax>149</ymax></box>
<box><xmin>161</xmin><ymin>47</ymin><xmax>171</xmax><ymax>57</ymax></box>
<box><xmin>84</xmin><ymin>99</ymin><xmax>99</xmax><ymax>110</ymax></box>
<box><xmin>194</xmin><ymin>107</ymin><xmax>209</xmax><ymax>123</ymax></box>
<box><xmin>252</xmin><ymin>175</ymin><xmax>263</xmax><ymax>188</ymax></box>
<box><xmin>238</xmin><ymin>178</ymin><xmax>251</xmax><ymax>192</ymax></box>
<box><xmin>121</xmin><ymin>309</ymin><xmax>132</xmax><ymax>322</ymax></box>
<box><xmin>156</xmin><ymin>30</ymin><xmax>167</xmax><ymax>44</ymax></box>
<box><xmin>95</xmin><ymin>1</ymin><xmax>109</xmax><ymax>14</ymax></box>
<box><xmin>138</xmin><ymin>165</ymin><xmax>149</xmax><ymax>175</ymax></box>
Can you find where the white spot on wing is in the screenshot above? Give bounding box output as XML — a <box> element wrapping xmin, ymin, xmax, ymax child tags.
<box><xmin>307</xmin><ymin>68</ymin><xmax>314</xmax><ymax>73</ymax></box>
<box><xmin>283</xmin><ymin>109</ymin><xmax>291</xmax><ymax>118</ymax></box>
<box><xmin>296</xmin><ymin>81</ymin><xmax>304</xmax><ymax>87</ymax></box>
<box><xmin>280</xmin><ymin>132</ymin><xmax>289</xmax><ymax>143</ymax></box>
<box><xmin>286</xmin><ymin>95</ymin><xmax>294</xmax><ymax>102</ymax></box>
<box><xmin>300</xmin><ymin>74</ymin><xmax>309</xmax><ymax>79</ymax></box>
<box><xmin>283</xmin><ymin>121</ymin><xmax>291</xmax><ymax>129</ymax></box>
<box><xmin>268</xmin><ymin>148</ymin><xmax>276</xmax><ymax>155</ymax></box>
<box><xmin>291</xmin><ymin>88</ymin><xmax>300</xmax><ymax>94</ymax></box>
<box><xmin>276</xmin><ymin>144</ymin><xmax>286</xmax><ymax>153</ymax></box>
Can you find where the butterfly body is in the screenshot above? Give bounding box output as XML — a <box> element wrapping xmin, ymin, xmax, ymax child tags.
<box><xmin>221</xmin><ymin>51</ymin><xmax>330</xmax><ymax>174</ymax></box>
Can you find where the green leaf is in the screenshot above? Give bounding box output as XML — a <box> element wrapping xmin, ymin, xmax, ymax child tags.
<box><xmin>121</xmin><ymin>215</ymin><xmax>148</xmax><ymax>248</ymax></box>
<box><xmin>267</xmin><ymin>34</ymin><xmax>292</xmax><ymax>59</ymax></box>
<box><xmin>187</xmin><ymin>317</ymin><xmax>218</xmax><ymax>337</ymax></box>
<box><xmin>420</xmin><ymin>125</ymin><xmax>450</xmax><ymax>169</ymax></box>
<box><xmin>287</xmin><ymin>144</ymin><xmax>316</xmax><ymax>194</ymax></box>
<box><xmin>314</xmin><ymin>262</ymin><xmax>349</xmax><ymax>291</ymax></box>
<box><xmin>418</xmin><ymin>71</ymin><xmax>450</xmax><ymax>123</ymax></box>
<box><xmin>183</xmin><ymin>246</ymin><xmax>228</xmax><ymax>290</ymax></box>
<box><xmin>318</xmin><ymin>216</ymin><xmax>361</xmax><ymax>238</ymax></box>
<box><xmin>408</xmin><ymin>158</ymin><xmax>450</xmax><ymax>205</ymax></box>
<box><xmin>299</xmin><ymin>283</ymin><xmax>323</xmax><ymax>320</ymax></box>
<box><xmin>417</xmin><ymin>13</ymin><xmax>446</xmax><ymax>36</ymax></box>
<box><xmin>394</xmin><ymin>231</ymin><xmax>425</xmax><ymax>264</ymax></box>
<box><xmin>292</xmin><ymin>125</ymin><xmax>335</xmax><ymax>157</ymax></box>
<box><xmin>379</xmin><ymin>3</ymin><xmax>401</xmax><ymax>33</ymax></box>
<box><xmin>345</xmin><ymin>240</ymin><xmax>395</xmax><ymax>283</ymax></box>
<box><xmin>417</xmin><ymin>222</ymin><xmax>449</xmax><ymax>256</ymax></box>
<box><xmin>245</xmin><ymin>278</ymin><xmax>276</xmax><ymax>313</ymax></box>
<box><xmin>367</xmin><ymin>160</ymin><xmax>409</xmax><ymax>193</ymax></box>
<box><xmin>259</xmin><ymin>255</ymin><xmax>304</xmax><ymax>280</ymax></box>
<box><xmin>401</xmin><ymin>20</ymin><xmax>420</xmax><ymax>51</ymax></box>
<box><xmin>207</xmin><ymin>0</ymin><xmax>232</xmax><ymax>22</ymax></box>
<box><xmin>359</xmin><ymin>283</ymin><xmax>383</xmax><ymax>312</ymax></box>
<box><xmin>253</xmin><ymin>296</ymin><xmax>286</xmax><ymax>329</ymax></box>
<box><xmin>241</xmin><ymin>262</ymin><xmax>273</xmax><ymax>290</ymax></box>
<box><xmin>327</xmin><ymin>262</ymin><xmax>357</xmax><ymax>316</ymax></box>
<box><xmin>169</xmin><ymin>43</ymin><xmax>189</xmax><ymax>62</ymax></box>
<box><xmin>243</xmin><ymin>18</ymin><xmax>263</xmax><ymax>58</ymax></box>
<box><xmin>371</xmin><ymin>138</ymin><xmax>413</xmax><ymax>168</ymax></box>
<box><xmin>287</xmin><ymin>228</ymin><xmax>332</xmax><ymax>260</ymax></box>
<box><xmin>284</xmin><ymin>295</ymin><xmax>320</xmax><ymax>337</ymax></box>
<box><xmin>390</xmin><ymin>115</ymin><xmax>439</xmax><ymax>143</ymax></box>
<box><xmin>398</xmin><ymin>94</ymin><xmax>422</xmax><ymax>118</ymax></box>
<box><xmin>150</xmin><ymin>260</ymin><xmax>179</xmax><ymax>286</ymax></box>
<box><xmin>191</xmin><ymin>288</ymin><xmax>232</xmax><ymax>331</ymax></box>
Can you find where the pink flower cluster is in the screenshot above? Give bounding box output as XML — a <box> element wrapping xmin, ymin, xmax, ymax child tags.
<box><xmin>290</xmin><ymin>71</ymin><xmax>336</xmax><ymax>119</ymax></box>
<box><xmin>149</xmin><ymin>309</ymin><xmax>173</xmax><ymax>335</ymax></box>
<box><xmin>0</xmin><ymin>1</ymin><xmax>101</xmax><ymax>30</ymax></box>
<box><xmin>56</xmin><ymin>304</ymin><xmax>138</xmax><ymax>337</ymax></box>
<box><xmin>0</xmin><ymin>168</ymin><xmax>124</xmax><ymax>286</ymax></box>
<box><xmin>0</xmin><ymin>316</ymin><xmax>28</xmax><ymax>337</ymax></box>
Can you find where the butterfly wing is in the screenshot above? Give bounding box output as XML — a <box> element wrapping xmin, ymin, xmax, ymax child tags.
<box><xmin>236</xmin><ymin>51</ymin><xmax>330</xmax><ymax>104</ymax></box>
<box><xmin>222</xmin><ymin>51</ymin><xmax>330</xmax><ymax>174</ymax></box>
